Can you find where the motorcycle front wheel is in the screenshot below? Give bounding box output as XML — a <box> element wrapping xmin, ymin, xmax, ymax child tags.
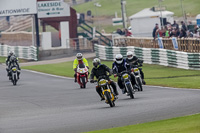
<box><xmin>12</xmin><ymin>74</ymin><xmax>17</xmax><ymax>86</ymax></box>
<box><xmin>137</xmin><ymin>78</ymin><xmax>143</xmax><ymax>91</ymax></box>
<box><xmin>81</xmin><ymin>77</ymin><xmax>86</xmax><ymax>88</ymax></box>
<box><xmin>126</xmin><ymin>83</ymin><xmax>134</xmax><ymax>99</ymax></box>
<box><xmin>104</xmin><ymin>91</ymin><xmax>115</xmax><ymax>107</ymax></box>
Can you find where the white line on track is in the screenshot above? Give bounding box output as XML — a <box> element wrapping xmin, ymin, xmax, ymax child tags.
<box><xmin>23</xmin><ymin>69</ymin><xmax>200</xmax><ymax>91</ymax></box>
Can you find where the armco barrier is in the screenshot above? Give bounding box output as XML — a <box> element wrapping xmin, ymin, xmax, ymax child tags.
<box><xmin>94</xmin><ymin>44</ymin><xmax>200</xmax><ymax>70</ymax></box>
<box><xmin>0</xmin><ymin>44</ymin><xmax>37</xmax><ymax>60</ymax></box>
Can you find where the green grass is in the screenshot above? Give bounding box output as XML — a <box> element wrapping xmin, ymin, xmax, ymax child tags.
<box><xmin>84</xmin><ymin>113</ymin><xmax>200</xmax><ymax>133</ymax></box>
<box><xmin>74</xmin><ymin>0</ymin><xmax>200</xmax><ymax>33</ymax></box>
<box><xmin>0</xmin><ymin>57</ymin><xmax>6</xmax><ymax>63</ymax></box>
<box><xmin>74</xmin><ymin>0</ymin><xmax>200</xmax><ymax>17</ymax></box>
<box><xmin>22</xmin><ymin>59</ymin><xmax>200</xmax><ymax>89</ymax></box>
<box><xmin>0</xmin><ymin>56</ymin><xmax>28</xmax><ymax>64</ymax></box>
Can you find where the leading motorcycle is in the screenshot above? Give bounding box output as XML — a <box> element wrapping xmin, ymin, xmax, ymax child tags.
<box><xmin>94</xmin><ymin>75</ymin><xmax>116</xmax><ymax>107</ymax></box>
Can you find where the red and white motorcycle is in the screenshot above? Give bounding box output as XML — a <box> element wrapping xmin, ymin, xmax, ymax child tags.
<box><xmin>76</xmin><ymin>64</ymin><xmax>89</xmax><ymax>88</ymax></box>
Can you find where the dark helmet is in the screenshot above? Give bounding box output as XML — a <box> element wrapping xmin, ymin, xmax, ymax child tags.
<box><xmin>93</xmin><ymin>58</ymin><xmax>101</xmax><ymax>68</ymax></box>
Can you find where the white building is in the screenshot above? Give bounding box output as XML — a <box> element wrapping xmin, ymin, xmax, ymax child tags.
<box><xmin>129</xmin><ymin>8</ymin><xmax>174</xmax><ymax>37</ymax></box>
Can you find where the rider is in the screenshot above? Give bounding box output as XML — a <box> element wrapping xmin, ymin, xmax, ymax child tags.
<box><xmin>90</xmin><ymin>58</ymin><xmax>118</xmax><ymax>101</ymax></box>
<box><xmin>73</xmin><ymin>53</ymin><xmax>89</xmax><ymax>82</ymax></box>
<box><xmin>6</xmin><ymin>51</ymin><xmax>14</xmax><ymax>76</ymax></box>
<box><xmin>7</xmin><ymin>53</ymin><xmax>21</xmax><ymax>79</ymax></box>
<box><xmin>126</xmin><ymin>51</ymin><xmax>146</xmax><ymax>85</ymax></box>
<box><xmin>112</xmin><ymin>54</ymin><xmax>137</xmax><ymax>94</ymax></box>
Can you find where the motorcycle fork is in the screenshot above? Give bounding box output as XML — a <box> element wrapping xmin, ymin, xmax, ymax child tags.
<box><xmin>102</xmin><ymin>86</ymin><xmax>115</xmax><ymax>102</ymax></box>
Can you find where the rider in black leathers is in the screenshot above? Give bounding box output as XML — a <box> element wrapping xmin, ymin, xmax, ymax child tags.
<box><xmin>6</xmin><ymin>53</ymin><xmax>21</xmax><ymax>79</ymax></box>
<box><xmin>90</xmin><ymin>58</ymin><xmax>118</xmax><ymax>101</ymax></box>
<box><xmin>126</xmin><ymin>51</ymin><xmax>146</xmax><ymax>85</ymax></box>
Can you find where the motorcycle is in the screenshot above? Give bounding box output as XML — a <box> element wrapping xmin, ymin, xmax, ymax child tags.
<box><xmin>131</xmin><ymin>65</ymin><xmax>143</xmax><ymax>91</ymax></box>
<box><xmin>76</xmin><ymin>63</ymin><xmax>89</xmax><ymax>88</ymax></box>
<box><xmin>94</xmin><ymin>75</ymin><xmax>116</xmax><ymax>107</ymax></box>
<box><xmin>119</xmin><ymin>71</ymin><xmax>135</xmax><ymax>99</ymax></box>
<box><xmin>9</xmin><ymin>66</ymin><xmax>19</xmax><ymax>85</ymax></box>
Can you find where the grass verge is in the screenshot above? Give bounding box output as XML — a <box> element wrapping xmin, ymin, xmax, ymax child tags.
<box><xmin>84</xmin><ymin>113</ymin><xmax>200</xmax><ymax>133</ymax></box>
<box><xmin>74</xmin><ymin>0</ymin><xmax>200</xmax><ymax>17</ymax></box>
<box><xmin>0</xmin><ymin>56</ymin><xmax>29</xmax><ymax>64</ymax></box>
<box><xmin>0</xmin><ymin>57</ymin><xmax>6</xmax><ymax>63</ymax></box>
<box><xmin>22</xmin><ymin>59</ymin><xmax>200</xmax><ymax>89</ymax></box>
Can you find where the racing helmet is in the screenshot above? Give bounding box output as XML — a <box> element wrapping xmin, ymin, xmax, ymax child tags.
<box><xmin>9</xmin><ymin>51</ymin><xmax>14</xmax><ymax>56</ymax></box>
<box><xmin>126</xmin><ymin>51</ymin><xmax>133</xmax><ymax>60</ymax></box>
<box><xmin>93</xmin><ymin>58</ymin><xmax>101</xmax><ymax>68</ymax></box>
<box><xmin>115</xmin><ymin>54</ymin><xmax>123</xmax><ymax>64</ymax></box>
<box><xmin>76</xmin><ymin>53</ymin><xmax>83</xmax><ymax>60</ymax></box>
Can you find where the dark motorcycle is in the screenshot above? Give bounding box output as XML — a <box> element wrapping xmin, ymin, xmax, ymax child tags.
<box><xmin>131</xmin><ymin>65</ymin><xmax>143</xmax><ymax>91</ymax></box>
<box><xmin>119</xmin><ymin>71</ymin><xmax>135</xmax><ymax>99</ymax></box>
<box><xmin>9</xmin><ymin>66</ymin><xmax>19</xmax><ymax>85</ymax></box>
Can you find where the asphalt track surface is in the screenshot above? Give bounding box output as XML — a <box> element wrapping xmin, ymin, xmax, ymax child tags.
<box><xmin>0</xmin><ymin>65</ymin><xmax>200</xmax><ymax>133</ymax></box>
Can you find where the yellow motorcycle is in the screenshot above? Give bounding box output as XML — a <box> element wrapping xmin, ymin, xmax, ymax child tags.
<box><xmin>94</xmin><ymin>76</ymin><xmax>116</xmax><ymax>107</ymax></box>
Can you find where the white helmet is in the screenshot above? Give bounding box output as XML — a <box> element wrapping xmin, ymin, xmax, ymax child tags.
<box><xmin>76</xmin><ymin>53</ymin><xmax>83</xmax><ymax>60</ymax></box>
<box><xmin>127</xmin><ymin>51</ymin><xmax>133</xmax><ymax>60</ymax></box>
<box><xmin>115</xmin><ymin>54</ymin><xmax>123</xmax><ymax>64</ymax></box>
<box><xmin>9</xmin><ymin>51</ymin><xmax>14</xmax><ymax>56</ymax></box>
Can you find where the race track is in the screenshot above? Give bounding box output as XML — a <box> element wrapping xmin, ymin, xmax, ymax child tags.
<box><xmin>0</xmin><ymin>65</ymin><xmax>200</xmax><ymax>133</ymax></box>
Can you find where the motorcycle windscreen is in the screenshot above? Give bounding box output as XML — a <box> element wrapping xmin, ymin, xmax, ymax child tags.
<box><xmin>78</xmin><ymin>63</ymin><xmax>86</xmax><ymax>68</ymax></box>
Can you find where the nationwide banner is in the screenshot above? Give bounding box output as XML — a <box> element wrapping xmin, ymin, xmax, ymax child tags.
<box><xmin>0</xmin><ymin>0</ymin><xmax>37</xmax><ymax>16</ymax></box>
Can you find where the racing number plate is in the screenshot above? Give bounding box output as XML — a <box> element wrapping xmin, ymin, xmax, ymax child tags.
<box><xmin>99</xmin><ymin>80</ymin><xmax>106</xmax><ymax>85</ymax></box>
<box><xmin>123</xmin><ymin>74</ymin><xmax>128</xmax><ymax>79</ymax></box>
<box><xmin>134</xmin><ymin>68</ymin><xmax>139</xmax><ymax>72</ymax></box>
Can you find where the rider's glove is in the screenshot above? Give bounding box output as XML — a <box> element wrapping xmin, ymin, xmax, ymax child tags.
<box><xmin>90</xmin><ymin>79</ymin><xmax>94</xmax><ymax>83</ymax></box>
<box><xmin>108</xmin><ymin>73</ymin><xmax>112</xmax><ymax>76</ymax></box>
<box><xmin>86</xmin><ymin>66</ymin><xmax>89</xmax><ymax>69</ymax></box>
<box><xmin>74</xmin><ymin>68</ymin><xmax>77</xmax><ymax>72</ymax></box>
<box><xmin>131</xmin><ymin>68</ymin><xmax>134</xmax><ymax>72</ymax></box>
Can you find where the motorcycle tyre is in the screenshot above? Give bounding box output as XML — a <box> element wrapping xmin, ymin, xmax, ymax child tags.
<box><xmin>81</xmin><ymin>77</ymin><xmax>86</xmax><ymax>88</ymax></box>
<box><xmin>126</xmin><ymin>83</ymin><xmax>134</xmax><ymax>99</ymax></box>
<box><xmin>13</xmin><ymin>74</ymin><xmax>17</xmax><ymax>86</ymax></box>
<box><xmin>105</xmin><ymin>91</ymin><xmax>114</xmax><ymax>107</ymax></box>
<box><xmin>137</xmin><ymin>78</ymin><xmax>143</xmax><ymax>91</ymax></box>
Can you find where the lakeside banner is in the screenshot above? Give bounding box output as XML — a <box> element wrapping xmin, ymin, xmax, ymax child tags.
<box><xmin>0</xmin><ymin>0</ymin><xmax>37</xmax><ymax>16</ymax></box>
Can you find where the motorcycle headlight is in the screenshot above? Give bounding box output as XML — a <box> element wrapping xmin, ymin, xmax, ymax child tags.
<box><xmin>99</xmin><ymin>79</ymin><xmax>107</xmax><ymax>86</ymax></box>
<box><xmin>134</xmin><ymin>68</ymin><xmax>139</xmax><ymax>72</ymax></box>
<box><xmin>12</xmin><ymin>67</ymin><xmax>17</xmax><ymax>71</ymax></box>
<box><xmin>122</xmin><ymin>73</ymin><xmax>129</xmax><ymax>79</ymax></box>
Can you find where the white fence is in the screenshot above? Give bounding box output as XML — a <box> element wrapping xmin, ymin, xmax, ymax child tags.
<box><xmin>0</xmin><ymin>44</ymin><xmax>37</xmax><ymax>60</ymax></box>
<box><xmin>94</xmin><ymin>44</ymin><xmax>200</xmax><ymax>70</ymax></box>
